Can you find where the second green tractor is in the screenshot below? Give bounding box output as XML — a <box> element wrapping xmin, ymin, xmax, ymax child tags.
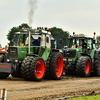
<box><xmin>63</xmin><ymin>33</ymin><xmax>100</xmax><ymax>77</ymax></box>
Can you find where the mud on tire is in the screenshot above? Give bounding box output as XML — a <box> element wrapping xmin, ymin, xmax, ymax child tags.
<box><xmin>21</xmin><ymin>56</ymin><xmax>45</xmax><ymax>81</ymax></box>
<box><xmin>76</xmin><ymin>56</ymin><xmax>91</xmax><ymax>77</ymax></box>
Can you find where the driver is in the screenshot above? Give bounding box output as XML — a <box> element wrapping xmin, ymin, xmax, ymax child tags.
<box><xmin>82</xmin><ymin>39</ymin><xmax>87</xmax><ymax>53</ymax></box>
<box><xmin>31</xmin><ymin>37</ymin><xmax>41</xmax><ymax>46</ymax></box>
<box><xmin>82</xmin><ymin>39</ymin><xmax>87</xmax><ymax>48</ymax></box>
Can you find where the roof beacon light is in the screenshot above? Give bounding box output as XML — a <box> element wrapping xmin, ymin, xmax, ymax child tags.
<box><xmin>94</xmin><ymin>32</ymin><xmax>96</xmax><ymax>35</ymax></box>
<box><xmin>73</xmin><ymin>32</ymin><xmax>75</xmax><ymax>35</ymax></box>
<box><xmin>47</xmin><ymin>28</ymin><xmax>49</xmax><ymax>31</ymax></box>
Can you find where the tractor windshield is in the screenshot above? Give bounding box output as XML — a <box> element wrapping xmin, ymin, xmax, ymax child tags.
<box><xmin>58</xmin><ymin>38</ymin><xmax>69</xmax><ymax>49</ymax></box>
<box><xmin>68</xmin><ymin>38</ymin><xmax>86</xmax><ymax>48</ymax></box>
<box><xmin>12</xmin><ymin>34</ymin><xmax>41</xmax><ymax>46</ymax></box>
<box><xmin>11</xmin><ymin>34</ymin><xmax>19</xmax><ymax>46</ymax></box>
<box><xmin>24</xmin><ymin>34</ymin><xmax>41</xmax><ymax>46</ymax></box>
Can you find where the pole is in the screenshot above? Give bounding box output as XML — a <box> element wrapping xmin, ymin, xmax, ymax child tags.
<box><xmin>2</xmin><ymin>88</ymin><xmax>5</xmax><ymax>100</ymax></box>
<box><xmin>28</xmin><ymin>31</ymin><xmax>31</xmax><ymax>54</ymax></box>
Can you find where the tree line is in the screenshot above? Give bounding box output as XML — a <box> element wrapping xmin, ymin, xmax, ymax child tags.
<box><xmin>7</xmin><ymin>23</ymin><xmax>69</xmax><ymax>48</ymax></box>
<box><xmin>7</xmin><ymin>23</ymin><xmax>100</xmax><ymax>48</ymax></box>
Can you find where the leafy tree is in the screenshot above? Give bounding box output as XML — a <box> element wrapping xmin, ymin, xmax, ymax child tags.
<box><xmin>7</xmin><ymin>23</ymin><xmax>30</xmax><ymax>46</ymax></box>
<box><xmin>7</xmin><ymin>25</ymin><xmax>69</xmax><ymax>49</ymax></box>
<box><xmin>49</xmin><ymin>27</ymin><xmax>69</xmax><ymax>49</ymax></box>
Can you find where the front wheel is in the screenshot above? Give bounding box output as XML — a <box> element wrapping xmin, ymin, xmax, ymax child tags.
<box><xmin>30</xmin><ymin>57</ymin><xmax>45</xmax><ymax>81</ymax></box>
<box><xmin>76</xmin><ymin>56</ymin><xmax>91</xmax><ymax>77</ymax></box>
<box><xmin>93</xmin><ymin>58</ymin><xmax>100</xmax><ymax>76</ymax></box>
<box><xmin>21</xmin><ymin>56</ymin><xmax>45</xmax><ymax>81</ymax></box>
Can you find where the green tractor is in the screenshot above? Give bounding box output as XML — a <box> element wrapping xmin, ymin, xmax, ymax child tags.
<box><xmin>0</xmin><ymin>28</ymin><xmax>63</xmax><ymax>81</ymax></box>
<box><xmin>63</xmin><ymin>32</ymin><xmax>100</xmax><ymax>77</ymax></box>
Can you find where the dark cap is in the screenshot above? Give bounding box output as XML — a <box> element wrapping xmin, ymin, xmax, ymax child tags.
<box><xmin>38</xmin><ymin>37</ymin><xmax>41</xmax><ymax>39</ymax></box>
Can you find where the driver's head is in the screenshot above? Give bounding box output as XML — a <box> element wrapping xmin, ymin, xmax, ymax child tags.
<box><xmin>82</xmin><ymin>39</ymin><xmax>85</xmax><ymax>43</ymax></box>
<box><xmin>38</xmin><ymin>37</ymin><xmax>41</xmax><ymax>42</ymax></box>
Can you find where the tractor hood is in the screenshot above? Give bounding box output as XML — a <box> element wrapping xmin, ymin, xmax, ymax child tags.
<box><xmin>8</xmin><ymin>46</ymin><xmax>39</xmax><ymax>59</ymax></box>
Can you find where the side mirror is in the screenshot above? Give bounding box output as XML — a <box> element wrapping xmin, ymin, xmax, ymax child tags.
<box><xmin>93</xmin><ymin>40</ymin><xmax>95</xmax><ymax>44</ymax></box>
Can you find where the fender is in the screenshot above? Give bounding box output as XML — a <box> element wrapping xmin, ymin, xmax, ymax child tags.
<box><xmin>94</xmin><ymin>49</ymin><xmax>100</xmax><ymax>59</ymax></box>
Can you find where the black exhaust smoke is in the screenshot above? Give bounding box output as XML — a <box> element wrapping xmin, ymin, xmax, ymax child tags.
<box><xmin>28</xmin><ymin>0</ymin><xmax>37</xmax><ymax>26</ymax></box>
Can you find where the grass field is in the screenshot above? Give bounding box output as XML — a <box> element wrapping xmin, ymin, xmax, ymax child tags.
<box><xmin>67</xmin><ymin>94</ymin><xmax>100</xmax><ymax>100</ymax></box>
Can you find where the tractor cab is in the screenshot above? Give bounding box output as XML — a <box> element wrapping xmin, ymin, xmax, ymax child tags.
<box><xmin>63</xmin><ymin>32</ymin><xmax>97</xmax><ymax>75</ymax></box>
<box><xmin>8</xmin><ymin>28</ymin><xmax>53</xmax><ymax>60</ymax></box>
<box><xmin>66</xmin><ymin>33</ymin><xmax>95</xmax><ymax>55</ymax></box>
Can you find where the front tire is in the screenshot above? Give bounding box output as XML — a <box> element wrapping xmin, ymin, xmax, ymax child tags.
<box><xmin>21</xmin><ymin>56</ymin><xmax>45</xmax><ymax>81</ymax></box>
<box><xmin>94</xmin><ymin>58</ymin><xmax>100</xmax><ymax>76</ymax></box>
<box><xmin>76</xmin><ymin>56</ymin><xmax>91</xmax><ymax>77</ymax></box>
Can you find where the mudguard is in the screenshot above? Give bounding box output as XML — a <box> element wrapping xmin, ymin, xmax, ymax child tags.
<box><xmin>94</xmin><ymin>49</ymin><xmax>100</xmax><ymax>59</ymax></box>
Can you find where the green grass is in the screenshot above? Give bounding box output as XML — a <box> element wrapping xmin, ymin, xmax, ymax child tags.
<box><xmin>66</xmin><ymin>94</ymin><xmax>100</xmax><ymax>100</ymax></box>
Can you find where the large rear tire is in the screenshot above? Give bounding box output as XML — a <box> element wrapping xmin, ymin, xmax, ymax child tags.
<box><xmin>45</xmin><ymin>52</ymin><xmax>55</xmax><ymax>79</ymax></box>
<box><xmin>93</xmin><ymin>58</ymin><xmax>100</xmax><ymax>76</ymax></box>
<box><xmin>21</xmin><ymin>56</ymin><xmax>45</xmax><ymax>81</ymax></box>
<box><xmin>0</xmin><ymin>54</ymin><xmax>9</xmax><ymax>79</ymax></box>
<box><xmin>45</xmin><ymin>52</ymin><xmax>63</xmax><ymax>80</ymax></box>
<box><xmin>76</xmin><ymin>56</ymin><xmax>91</xmax><ymax>77</ymax></box>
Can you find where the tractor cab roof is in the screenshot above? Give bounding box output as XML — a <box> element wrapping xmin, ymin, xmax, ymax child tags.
<box><xmin>69</xmin><ymin>34</ymin><xmax>94</xmax><ymax>40</ymax></box>
<box><xmin>15</xmin><ymin>28</ymin><xmax>51</xmax><ymax>35</ymax></box>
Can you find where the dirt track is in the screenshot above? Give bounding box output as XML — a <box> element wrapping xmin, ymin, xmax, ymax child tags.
<box><xmin>1</xmin><ymin>75</ymin><xmax>100</xmax><ymax>100</ymax></box>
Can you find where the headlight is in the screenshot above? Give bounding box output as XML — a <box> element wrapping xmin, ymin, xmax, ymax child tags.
<box><xmin>7</xmin><ymin>59</ymin><xmax>10</xmax><ymax>62</ymax></box>
<box><xmin>68</xmin><ymin>59</ymin><xmax>72</xmax><ymax>61</ymax></box>
<box><xmin>15</xmin><ymin>60</ymin><xmax>18</xmax><ymax>62</ymax></box>
<box><xmin>63</xmin><ymin>59</ymin><xmax>67</xmax><ymax>61</ymax></box>
<box><xmin>64</xmin><ymin>46</ymin><xmax>67</xmax><ymax>49</ymax></box>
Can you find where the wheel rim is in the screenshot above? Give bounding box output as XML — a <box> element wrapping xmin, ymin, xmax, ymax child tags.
<box><xmin>55</xmin><ymin>56</ymin><xmax>63</xmax><ymax>77</ymax></box>
<box><xmin>35</xmin><ymin>60</ymin><xmax>45</xmax><ymax>79</ymax></box>
<box><xmin>85</xmin><ymin>61</ymin><xmax>90</xmax><ymax>74</ymax></box>
<box><xmin>99</xmin><ymin>61</ymin><xmax>100</xmax><ymax>71</ymax></box>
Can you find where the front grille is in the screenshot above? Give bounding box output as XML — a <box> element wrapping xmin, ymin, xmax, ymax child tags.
<box><xmin>9</xmin><ymin>47</ymin><xmax>18</xmax><ymax>58</ymax></box>
<box><xmin>63</xmin><ymin>49</ymin><xmax>76</xmax><ymax>58</ymax></box>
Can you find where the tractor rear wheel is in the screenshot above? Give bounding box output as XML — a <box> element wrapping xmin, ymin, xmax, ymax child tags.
<box><xmin>21</xmin><ymin>56</ymin><xmax>45</xmax><ymax>81</ymax></box>
<box><xmin>76</xmin><ymin>56</ymin><xmax>91</xmax><ymax>77</ymax></box>
<box><xmin>46</xmin><ymin>52</ymin><xmax>63</xmax><ymax>80</ymax></box>
<box><xmin>0</xmin><ymin>54</ymin><xmax>9</xmax><ymax>79</ymax></box>
<box><xmin>94</xmin><ymin>58</ymin><xmax>100</xmax><ymax>76</ymax></box>
<box><xmin>45</xmin><ymin>52</ymin><xmax>55</xmax><ymax>79</ymax></box>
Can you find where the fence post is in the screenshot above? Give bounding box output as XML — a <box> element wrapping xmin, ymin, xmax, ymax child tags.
<box><xmin>2</xmin><ymin>88</ymin><xmax>5</xmax><ymax>100</ymax></box>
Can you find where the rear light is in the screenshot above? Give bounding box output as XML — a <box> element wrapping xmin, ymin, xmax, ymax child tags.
<box><xmin>14</xmin><ymin>56</ymin><xmax>18</xmax><ymax>58</ymax></box>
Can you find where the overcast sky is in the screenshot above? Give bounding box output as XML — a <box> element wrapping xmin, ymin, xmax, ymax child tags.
<box><xmin>0</xmin><ymin>0</ymin><xmax>100</xmax><ymax>46</ymax></box>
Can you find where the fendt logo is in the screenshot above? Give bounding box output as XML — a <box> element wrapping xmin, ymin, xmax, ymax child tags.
<box><xmin>0</xmin><ymin>65</ymin><xmax>9</xmax><ymax>68</ymax></box>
